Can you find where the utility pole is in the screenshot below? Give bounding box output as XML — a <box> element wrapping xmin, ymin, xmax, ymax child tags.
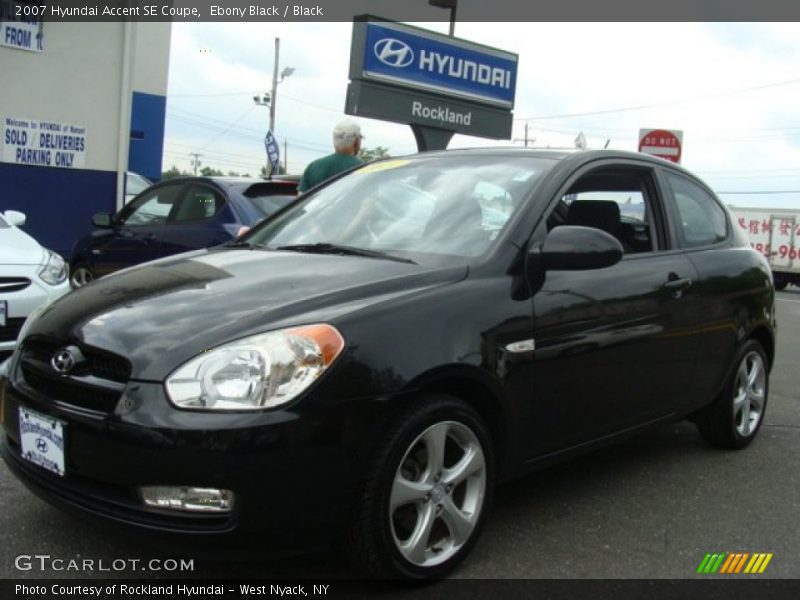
<box><xmin>513</xmin><ymin>121</ymin><xmax>534</xmax><ymax>148</ymax></box>
<box><xmin>254</xmin><ymin>39</ymin><xmax>294</xmax><ymax>176</ymax></box>
<box><xmin>189</xmin><ymin>153</ymin><xmax>202</xmax><ymax>175</ymax></box>
<box><xmin>269</xmin><ymin>37</ymin><xmax>279</xmax><ymax>134</ymax></box>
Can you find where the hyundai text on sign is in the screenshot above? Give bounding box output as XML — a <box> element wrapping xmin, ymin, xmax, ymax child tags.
<box><xmin>2</xmin><ymin>116</ymin><xmax>87</xmax><ymax>169</ymax></box>
<box><xmin>353</xmin><ymin>20</ymin><xmax>518</xmax><ymax>109</ymax></box>
<box><xmin>638</xmin><ymin>128</ymin><xmax>683</xmax><ymax>164</ymax></box>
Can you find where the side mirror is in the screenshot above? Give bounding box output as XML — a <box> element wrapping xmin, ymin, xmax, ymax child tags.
<box><xmin>538</xmin><ymin>225</ymin><xmax>623</xmax><ymax>271</ymax></box>
<box><xmin>91</xmin><ymin>213</ymin><xmax>114</xmax><ymax>228</ymax></box>
<box><xmin>3</xmin><ymin>210</ymin><xmax>26</xmax><ymax>227</ymax></box>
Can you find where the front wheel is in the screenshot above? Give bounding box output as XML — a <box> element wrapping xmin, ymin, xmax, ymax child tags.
<box><xmin>69</xmin><ymin>263</ymin><xmax>95</xmax><ymax>289</ymax></box>
<box><xmin>346</xmin><ymin>395</ymin><xmax>494</xmax><ymax>579</ymax></box>
<box><xmin>697</xmin><ymin>339</ymin><xmax>769</xmax><ymax>449</ymax></box>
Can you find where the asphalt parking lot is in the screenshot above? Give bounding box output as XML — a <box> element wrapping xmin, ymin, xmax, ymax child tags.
<box><xmin>1</xmin><ymin>289</ymin><xmax>799</xmax><ymax>580</ymax></box>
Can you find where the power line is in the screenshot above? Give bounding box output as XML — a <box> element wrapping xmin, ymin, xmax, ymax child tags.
<box><xmin>515</xmin><ymin>76</ymin><xmax>800</xmax><ymax>122</ymax></box>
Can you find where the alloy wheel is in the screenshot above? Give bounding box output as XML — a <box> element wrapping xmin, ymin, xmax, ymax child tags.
<box><xmin>389</xmin><ymin>420</ymin><xmax>486</xmax><ymax>568</ymax></box>
<box><xmin>733</xmin><ymin>350</ymin><xmax>766</xmax><ymax>437</ymax></box>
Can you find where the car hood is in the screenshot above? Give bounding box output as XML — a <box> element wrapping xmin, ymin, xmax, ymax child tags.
<box><xmin>0</xmin><ymin>227</ymin><xmax>45</xmax><ymax>265</ymax></box>
<box><xmin>25</xmin><ymin>248</ymin><xmax>467</xmax><ymax>380</ymax></box>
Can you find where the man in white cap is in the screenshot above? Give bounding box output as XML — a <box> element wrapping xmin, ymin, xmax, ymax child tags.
<box><xmin>297</xmin><ymin>119</ymin><xmax>364</xmax><ymax>193</ymax></box>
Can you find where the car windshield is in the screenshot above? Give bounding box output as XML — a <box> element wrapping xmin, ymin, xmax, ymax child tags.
<box><xmin>245</xmin><ymin>155</ymin><xmax>553</xmax><ymax>264</ymax></box>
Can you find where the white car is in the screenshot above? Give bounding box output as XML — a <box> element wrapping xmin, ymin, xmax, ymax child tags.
<box><xmin>0</xmin><ymin>210</ymin><xmax>70</xmax><ymax>353</ymax></box>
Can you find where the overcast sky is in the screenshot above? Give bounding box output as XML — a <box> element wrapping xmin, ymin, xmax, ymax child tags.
<box><xmin>163</xmin><ymin>21</ymin><xmax>800</xmax><ymax>208</ymax></box>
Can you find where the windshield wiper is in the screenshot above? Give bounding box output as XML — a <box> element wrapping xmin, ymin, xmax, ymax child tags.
<box><xmin>275</xmin><ymin>243</ymin><xmax>416</xmax><ymax>264</ymax></box>
<box><xmin>226</xmin><ymin>240</ymin><xmax>264</xmax><ymax>249</ymax></box>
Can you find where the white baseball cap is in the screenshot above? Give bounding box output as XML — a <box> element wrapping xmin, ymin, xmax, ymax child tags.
<box><xmin>333</xmin><ymin>119</ymin><xmax>364</xmax><ymax>146</ymax></box>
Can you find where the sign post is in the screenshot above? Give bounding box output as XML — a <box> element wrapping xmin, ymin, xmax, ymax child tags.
<box><xmin>638</xmin><ymin>128</ymin><xmax>683</xmax><ymax>163</ymax></box>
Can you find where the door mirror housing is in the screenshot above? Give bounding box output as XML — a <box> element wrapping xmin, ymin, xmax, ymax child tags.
<box><xmin>538</xmin><ymin>225</ymin><xmax>623</xmax><ymax>271</ymax></box>
<box><xmin>92</xmin><ymin>213</ymin><xmax>114</xmax><ymax>228</ymax></box>
<box><xmin>3</xmin><ymin>210</ymin><xmax>26</xmax><ymax>227</ymax></box>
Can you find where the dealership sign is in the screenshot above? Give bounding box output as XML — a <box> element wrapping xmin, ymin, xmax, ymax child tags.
<box><xmin>3</xmin><ymin>116</ymin><xmax>87</xmax><ymax>169</ymax></box>
<box><xmin>0</xmin><ymin>1</ymin><xmax>44</xmax><ymax>52</ymax></box>
<box><xmin>348</xmin><ymin>16</ymin><xmax>517</xmax><ymax>143</ymax></box>
<box><xmin>357</xmin><ymin>21</ymin><xmax>518</xmax><ymax>109</ymax></box>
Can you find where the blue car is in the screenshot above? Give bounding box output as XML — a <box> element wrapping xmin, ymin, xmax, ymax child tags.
<box><xmin>69</xmin><ymin>176</ymin><xmax>298</xmax><ymax>287</ymax></box>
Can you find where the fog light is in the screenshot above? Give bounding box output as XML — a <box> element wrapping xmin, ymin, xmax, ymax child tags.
<box><xmin>139</xmin><ymin>486</ymin><xmax>234</xmax><ymax>513</ymax></box>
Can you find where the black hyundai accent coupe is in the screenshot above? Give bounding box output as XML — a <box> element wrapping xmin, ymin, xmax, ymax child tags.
<box><xmin>0</xmin><ymin>149</ymin><xmax>775</xmax><ymax>578</ymax></box>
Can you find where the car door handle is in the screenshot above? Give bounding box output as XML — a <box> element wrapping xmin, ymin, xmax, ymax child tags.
<box><xmin>663</xmin><ymin>277</ymin><xmax>692</xmax><ymax>291</ymax></box>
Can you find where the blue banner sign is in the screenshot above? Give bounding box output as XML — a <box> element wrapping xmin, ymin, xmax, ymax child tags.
<box><xmin>358</xmin><ymin>21</ymin><xmax>517</xmax><ymax>109</ymax></box>
<box><xmin>264</xmin><ymin>130</ymin><xmax>280</xmax><ymax>173</ymax></box>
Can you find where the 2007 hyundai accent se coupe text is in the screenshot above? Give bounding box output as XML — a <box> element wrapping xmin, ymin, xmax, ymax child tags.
<box><xmin>0</xmin><ymin>149</ymin><xmax>775</xmax><ymax>579</ymax></box>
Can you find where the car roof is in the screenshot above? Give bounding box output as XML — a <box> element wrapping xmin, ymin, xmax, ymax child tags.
<box><xmin>392</xmin><ymin>147</ymin><xmax>697</xmax><ymax>174</ymax></box>
<box><xmin>156</xmin><ymin>176</ymin><xmax>298</xmax><ymax>193</ymax></box>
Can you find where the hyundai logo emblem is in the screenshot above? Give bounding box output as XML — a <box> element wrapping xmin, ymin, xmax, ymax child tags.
<box><xmin>36</xmin><ymin>438</ymin><xmax>49</xmax><ymax>453</ymax></box>
<box><xmin>374</xmin><ymin>38</ymin><xmax>414</xmax><ymax>68</ymax></box>
<box><xmin>51</xmin><ymin>349</ymin><xmax>76</xmax><ymax>374</ymax></box>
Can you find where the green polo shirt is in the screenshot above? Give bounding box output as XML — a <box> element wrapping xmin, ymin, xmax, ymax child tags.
<box><xmin>298</xmin><ymin>152</ymin><xmax>364</xmax><ymax>192</ymax></box>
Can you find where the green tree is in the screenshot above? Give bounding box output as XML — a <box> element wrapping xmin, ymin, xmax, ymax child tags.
<box><xmin>360</xmin><ymin>146</ymin><xmax>391</xmax><ymax>162</ymax></box>
<box><xmin>200</xmin><ymin>166</ymin><xmax>224</xmax><ymax>176</ymax></box>
<box><xmin>161</xmin><ymin>165</ymin><xmax>189</xmax><ymax>180</ymax></box>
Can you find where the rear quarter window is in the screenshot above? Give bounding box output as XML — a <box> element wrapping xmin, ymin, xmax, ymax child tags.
<box><xmin>665</xmin><ymin>172</ymin><xmax>728</xmax><ymax>248</ymax></box>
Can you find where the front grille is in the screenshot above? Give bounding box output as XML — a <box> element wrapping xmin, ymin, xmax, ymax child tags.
<box><xmin>0</xmin><ymin>277</ymin><xmax>31</xmax><ymax>293</ymax></box>
<box><xmin>21</xmin><ymin>365</ymin><xmax>123</xmax><ymax>413</ymax></box>
<box><xmin>22</xmin><ymin>340</ymin><xmax>131</xmax><ymax>383</ymax></box>
<box><xmin>0</xmin><ymin>318</ymin><xmax>26</xmax><ymax>343</ymax></box>
<box><xmin>18</xmin><ymin>339</ymin><xmax>131</xmax><ymax>414</ymax></box>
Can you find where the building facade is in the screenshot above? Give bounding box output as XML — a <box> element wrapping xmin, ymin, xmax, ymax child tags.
<box><xmin>1</xmin><ymin>14</ymin><xmax>170</xmax><ymax>259</ymax></box>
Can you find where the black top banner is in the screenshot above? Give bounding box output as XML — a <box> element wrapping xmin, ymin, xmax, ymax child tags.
<box><xmin>6</xmin><ymin>0</ymin><xmax>800</xmax><ymax>22</ymax></box>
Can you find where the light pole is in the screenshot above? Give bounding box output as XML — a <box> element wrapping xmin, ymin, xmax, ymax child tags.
<box><xmin>254</xmin><ymin>37</ymin><xmax>294</xmax><ymax>174</ymax></box>
<box><xmin>429</xmin><ymin>0</ymin><xmax>457</xmax><ymax>36</ymax></box>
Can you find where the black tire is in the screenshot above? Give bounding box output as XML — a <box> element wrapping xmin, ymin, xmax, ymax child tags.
<box><xmin>346</xmin><ymin>395</ymin><xmax>495</xmax><ymax>579</ymax></box>
<box><xmin>69</xmin><ymin>263</ymin><xmax>95</xmax><ymax>289</ymax></box>
<box><xmin>773</xmin><ymin>277</ymin><xmax>788</xmax><ymax>291</ymax></box>
<box><xmin>697</xmin><ymin>339</ymin><xmax>769</xmax><ymax>449</ymax></box>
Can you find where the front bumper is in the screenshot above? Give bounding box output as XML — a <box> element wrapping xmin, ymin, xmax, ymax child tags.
<box><xmin>0</xmin><ymin>368</ymin><xmax>381</xmax><ymax>552</ymax></box>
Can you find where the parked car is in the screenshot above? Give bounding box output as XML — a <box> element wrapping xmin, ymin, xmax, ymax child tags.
<box><xmin>0</xmin><ymin>210</ymin><xmax>70</xmax><ymax>355</ymax></box>
<box><xmin>124</xmin><ymin>171</ymin><xmax>152</xmax><ymax>205</ymax></box>
<box><xmin>1</xmin><ymin>150</ymin><xmax>775</xmax><ymax>579</ymax></box>
<box><xmin>69</xmin><ymin>176</ymin><xmax>298</xmax><ymax>288</ymax></box>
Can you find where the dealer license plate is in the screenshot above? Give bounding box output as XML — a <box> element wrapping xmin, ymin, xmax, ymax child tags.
<box><xmin>19</xmin><ymin>408</ymin><xmax>66</xmax><ymax>477</ymax></box>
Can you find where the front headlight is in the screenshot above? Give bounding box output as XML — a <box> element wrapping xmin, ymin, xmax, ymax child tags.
<box><xmin>39</xmin><ymin>249</ymin><xmax>67</xmax><ymax>285</ymax></box>
<box><xmin>165</xmin><ymin>324</ymin><xmax>344</xmax><ymax>411</ymax></box>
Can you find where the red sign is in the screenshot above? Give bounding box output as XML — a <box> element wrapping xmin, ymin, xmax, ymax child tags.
<box><xmin>638</xmin><ymin>128</ymin><xmax>683</xmax><ymax>163</ymax></box>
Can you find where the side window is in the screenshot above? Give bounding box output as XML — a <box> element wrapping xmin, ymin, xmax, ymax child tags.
<box><xmin>547</xmin><ymin>167</ymin><xmax>660</xmax><ymax>254</ymax></box>
<box><xmin>665</xmin><ymin>173</ymin><xmax>727</xmax><ymax>248</ymax></box>
<box><xmin>170</xmin><ymin>185</ymin><xmax>224</xmax><ymax>223</ymax></box>
<box><xmin>120</xmin><ymin>185</ymin><xmax>183</xmax><ymax>227</ymax></box>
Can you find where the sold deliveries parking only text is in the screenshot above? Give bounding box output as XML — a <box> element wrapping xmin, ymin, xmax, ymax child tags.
<box><xmin>2</xmin><ymin>116</ymin><xmax>86</xmax><ymax>169</ymax></box>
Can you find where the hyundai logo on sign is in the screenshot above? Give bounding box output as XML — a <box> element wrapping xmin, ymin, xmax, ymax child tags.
<box><xmin>374</xmin><ymin>38</ymin><xmax>415</xmax><ymax>68</ymax></box>
<box><xmin>359</xmin><ymin>21</ymin><xmax>518</xmax><ymax>109</ymax></box>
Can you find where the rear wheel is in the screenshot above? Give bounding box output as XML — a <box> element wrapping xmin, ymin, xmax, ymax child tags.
<box><xmin>346</xmin><ymin>395</ymin><xmax>494</xmax><ymax>579</ymax></box>
<box><xmin>70</xmin><ymin>263</ymin><xmax>95</xmax><ymax>288</ymax></box>
<box><xmin>697</xmin><ymin>339</ymin><xmax>768</xmax><ymax>449</ymax></box>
